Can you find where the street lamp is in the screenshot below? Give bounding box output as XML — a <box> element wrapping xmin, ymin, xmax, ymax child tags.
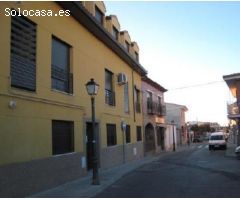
<box><xmin>171</xmin><ymin>120</ymin><xmax>176</xmax><ymax>151</ymax></box>
<box><xmin>85</xmin><ymin>78</ymin><xmax>100</xmax><ymax>185</ymax></box>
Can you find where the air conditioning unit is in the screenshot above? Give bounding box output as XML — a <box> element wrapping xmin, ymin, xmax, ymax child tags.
<box><xmin>117</xmin><ymin>73</ymin><xmax>127</xmax><ymax>85</ymax></box>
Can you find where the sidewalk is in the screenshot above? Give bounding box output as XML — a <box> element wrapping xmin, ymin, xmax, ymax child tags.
<box><xmin>30</xmin><ymin>142</ymin><xmax>236</xmax><ymax>198</ymax></box>
<box><xmin>30</xmin><ymin>145</ymin><xmax>191</xmax><ymax>198</ymax></box>
<box><xmin>30</xmin><ymin>154</ymin><xmax>161</xmax><ymax>198</ymax></box>
<box><xmin>226</xmin><ymin>139</ymin><xmax>237</xmax><ymax>158</ymax></box>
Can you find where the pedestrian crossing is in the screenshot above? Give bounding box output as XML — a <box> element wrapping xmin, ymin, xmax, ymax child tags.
<box><xmin>190</xmin><ymin>144</ymin><xmax>209</xmax><ymax>149</ymax></box>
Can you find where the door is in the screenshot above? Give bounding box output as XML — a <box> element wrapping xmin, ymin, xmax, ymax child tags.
<box><xmin>86</xmin><ymin>122</ymin><xmax>99</xmax><ymax>170</ymax></box>
<box><xmin>160</xmin><ymin>127</ymin><xmax>165</xmax><ymax>150</ymax></box>
<box><xmin>144</xmin><ymin>123</ymin><xmax>155</xmax><ymax>153</ymax></box>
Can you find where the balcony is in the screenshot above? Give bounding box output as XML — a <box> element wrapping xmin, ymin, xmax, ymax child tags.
<box><xmin>227</xmin><ymin>102</ymin><xmax>239</xmax><ymax>118</ymax></box>
<box><xmin>147</xmin><ymin>100</ymin><xmax>166</xmax><ymax>116</ymax></box>
<box><xmin>105</xmin><ymin>89</ymin><xmax>115</xmax><ymax>106</ymax></box>
<box><xmin>157</xmin><ymin>104</ymin><xmax>166</xmax><ymax>116</ymax></box>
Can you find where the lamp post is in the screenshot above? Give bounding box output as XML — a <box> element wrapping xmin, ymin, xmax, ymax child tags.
<box><xmin>85</xmin><ymin>78</ymin><xmax>100</xmax><ymax>185</ymax></box>
<box><xmin>171</xmin><ymin>120</ymin><xmax>176</xmax><ymax>151</ymax></box>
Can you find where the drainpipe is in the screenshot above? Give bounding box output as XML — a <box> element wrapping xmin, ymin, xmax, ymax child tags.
<box><xmin>121</xmin><ymin>120</ymin><xmax>126</xmax><ymax>163</ymax></box>
<box><xmin>132</xmin><ymin>70</ymin><xmax>136</xmax><ymax>122</ymax></box>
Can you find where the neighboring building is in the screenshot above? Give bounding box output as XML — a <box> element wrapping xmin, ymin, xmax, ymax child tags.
<box><xmin>166</xmin><ymin>103</ymin><xmax>188</xmax><ymax>146</ymax></box>
<box><xmin>0</xmin><ymin>1</ymin><xmax>147</xmax><ymax>197</ymax></box>
<box><xmin>187</xmin><ymin>121</ymin><xmax>221</xmax><ymax>141</ymax></box>
<box><xmin>141</xmin><ymin>76</ymin><xmax>168</xmax><ymax>154</ymax></box>
<box><xmin>188</xmin><ymin>121</ymin><xmax>220</xmax><ymax>130</ymax></box>
<box><xmin>223</xmin><ymin>73</ymin><xmax>240</xmax><ymax>145</ymax></box>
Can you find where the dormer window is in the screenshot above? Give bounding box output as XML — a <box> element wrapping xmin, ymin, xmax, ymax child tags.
<box><xmin>125</xmin><ymin>41</ymin><xmax>130</xmax><ymax>52</ymax></box>
<box><xmin>135</xmin><ymin>52</ymin><xmax>139</xmax><ymax>61</ymax></box>
<box><xmin>112</xmin><ymin>26</ymin><xmax>118</xmax><ymax>40</ymax></box>
<box><xmin>95</xmin><ymin>6</ymin><xmax>104</xmax><ymax>25</ymax></box>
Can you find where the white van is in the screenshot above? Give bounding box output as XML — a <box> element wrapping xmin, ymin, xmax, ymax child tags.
<box><xmin>209</xmin><ymin>132</ymin><xmax>227</xmax><ymax>150</ymax></box>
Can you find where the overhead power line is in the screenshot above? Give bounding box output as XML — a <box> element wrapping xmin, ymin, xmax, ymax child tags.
<box><xmin>169</xmin><ymin>80</ymin><xmax>225</xmax><ymax>91</ymax></box>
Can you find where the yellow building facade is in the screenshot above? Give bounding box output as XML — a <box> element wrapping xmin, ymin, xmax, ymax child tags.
<box><xmin>0</xmin><ymin>1</ymin><xmax>147</xmax><ymax>197</ymax></box>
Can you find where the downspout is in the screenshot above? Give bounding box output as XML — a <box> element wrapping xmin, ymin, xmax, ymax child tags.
<box><xmin>132</xmin><ymin>70</ymin><xmax>136</xmax><ymax>122</ymax></box>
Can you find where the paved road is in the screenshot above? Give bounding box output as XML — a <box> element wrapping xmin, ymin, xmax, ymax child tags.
<box><xmin>96</xmin><ymin>143</ymin><xmax>240</xmax><ymax>198</ymax></box>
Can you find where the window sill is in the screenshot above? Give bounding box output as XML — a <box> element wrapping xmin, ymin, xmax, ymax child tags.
<box><xmin>52</xmin><ymin>151</ymin><xmax>76</xmax><ymax>157</ymax></box>
<box><xmin>10</xmin><ymin>86</ymin><xmax>37</xmax><ymax>96</ymax></box>
<box><xmin>51</xmin><ymin>89</ymin><xmax>74</xmax><ymax>96</ymax></box>
<box><xmin>106</xmin><ymin>144</ymin><xmax>118</xmax><ymax>148</ymax></box>
<box><xmin>105</xmin><ymin>104</ymin><xmax>116</xmax><ymax>108</ymax></box>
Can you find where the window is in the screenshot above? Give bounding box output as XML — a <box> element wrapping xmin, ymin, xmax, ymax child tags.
<box><xmin>136</xmin><ymin>126</ymin><xmax>142</xmax><ymax>141</ymax></box>
<box><xmin>51</xmin><ymin>37</ymin><xmax>73</xmax><ymax>94</ymax></box>
<box><xmin>157</xmin><ymin>96</ymin><xmax>162</xmax><ymax>114</ymax></box>
<box><xmin>147</xmin><ymin>91</ymin><xmax>153</xmax><ymax>113</ymax></box>
<box><xmin>95</xmin><ymin>6</ymin><xmax>104</xmax><ymax>24</ymax></box>
<box><xmin>106</xmin><ymin>124</ymin><xmax>117</xmax><ymax>146</ymax></box>
<box><xmin>112</xmin><ymin>26</ymin><xmax>118</xmax><ymax>40</ymax></box>
<box><xmin>135</xmin><ymin>52</ymin><xmax>139</xmax><ymax>61</ymax></box>
<box><xmin>126</xmin><ymin>125</ymin><xmax>131</xmax><ymax>143</ymax></box>
<box><xmin>134</xmin><ymin>87</ymin><xmax>141</xmax><ymax>113</ymax></box>
<box><xmin>10</xmin><ymin>14</ymin><xmax>36</xmax><ymax>91</ymax></box>
<box><xmin>158</xmin><ymin>96</ymin><xmax>162</xmax><ymax>105</ymax></box>
<box><xmin>124</xmin><ymin>83</ymin><xmax>129</xmax><ymax>113</ymax></box>
<box><xmin>124</xmin><ymin>41</ymin><xmax>130</xmax><ymax>52</ymax></box>
<box><xmin>52</xmin><ymin>120</ymin><xmax>74</xmax><ymax>155</ymax></box>
<box><xmin>105</xmin><ymin>69</ymin><xmax>115</xmax><ymax>106</ymax></box>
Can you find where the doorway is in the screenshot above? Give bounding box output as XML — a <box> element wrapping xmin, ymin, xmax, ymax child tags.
<box><xmin>144</xmin><ymin>123</ymin><xmax>155</xmax><ymax>153</ymax></box>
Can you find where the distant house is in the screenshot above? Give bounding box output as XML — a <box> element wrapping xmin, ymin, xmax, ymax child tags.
<box><xmin>223</xmin><ymin>73</ymin><xmax>240</xmax><ymax>145</ymax></box>
<box><xmin>141</xmin><ymin>76</ymin><xmax>168</xmax><ymax>154</ymax></box>
<box><xmin>165</xmin><ymin>103</ymin><xmax>188</xmax><ymax>145</ymax></box>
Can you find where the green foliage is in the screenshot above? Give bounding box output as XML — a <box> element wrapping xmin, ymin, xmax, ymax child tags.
<box><xmin>190</xmin><ymin>123</ymin><xmax>213</xmax><ymax>134</ymax></box>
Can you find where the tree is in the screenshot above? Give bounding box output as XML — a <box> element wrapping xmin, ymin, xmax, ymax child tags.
<box><xmin>190</xmin><ymin>124</ymin><xmax>199</xmax><ymax>132</ymax></box>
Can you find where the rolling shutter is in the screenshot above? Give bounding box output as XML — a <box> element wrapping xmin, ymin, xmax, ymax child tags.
<box><xmin>10</xmin><ymin>14</ymin><xmax>36</xmax><ymax>91</ymax></box>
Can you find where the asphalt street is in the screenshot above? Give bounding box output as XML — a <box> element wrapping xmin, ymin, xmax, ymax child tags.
<box><xmin>96</xmin><ymin>142</ymin><xmax>240</xmax><ymax>198</ymax></box>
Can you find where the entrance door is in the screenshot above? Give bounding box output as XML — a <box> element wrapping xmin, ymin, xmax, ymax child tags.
<box><xmin>86</xmin><ymin>122</ymin><xmax>99</xmax><ymax>170</ymax></box>
<box><xmin>144</xmin><ymin>123</ymin><xmax>155</xmax><ymax>153</ymax></box>
<box><xmin>159</xmin><ymin>127</ymin><xmax>165</xmax><ymax>150</ymax></box>
<box><xmin>156</xmin><ymin>126</ymin><xmax>165</xmax><ymax>151</ymax></box>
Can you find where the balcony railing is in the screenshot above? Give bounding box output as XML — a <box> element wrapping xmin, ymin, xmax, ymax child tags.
<box><xmin>135</xmin><ymin>102</ymin><xmax>141</xmax><ymax>113</ymax></box>
<box><xmin>51</xmin><ymin>65</ymin><xmax>73</xmax><ymax>94</ymax></box>
<box><xmin>157</xmin><ymin>104</ymin><xmax>166</xmax><ymax>116</ymax></box>
<box><xmin>105</xmin><ymin>89</ymin><xmax>115</xmax><ymax>106</ymax></box>
<box><xmin>147</xmin><ymin>100</ymin><xmax>166</xmax><ymax>116</ymax></box>
<box><xmin>227</xmin><ymin>102</ymin><xmax>239</xmax><ymax>116</ymax></box>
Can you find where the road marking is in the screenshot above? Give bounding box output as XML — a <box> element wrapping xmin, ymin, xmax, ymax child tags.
<box><xmin>198</xmin><ymin>145</ymin><xmax>203</xmax><ymax>148</ymax></box>
<box><xmin>205</xmin><ymin>145</ymin><xmax>209</xmax><ymax>149</ymax></box>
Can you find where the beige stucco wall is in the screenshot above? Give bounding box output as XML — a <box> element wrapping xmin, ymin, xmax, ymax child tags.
<box><xmin>0</xmin><ymin>1</ymin><xmax>143</xmax><ymax>166</ymax></box>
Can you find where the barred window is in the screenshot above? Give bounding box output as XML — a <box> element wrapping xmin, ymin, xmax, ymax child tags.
<box><xmin>136</xmin><ymin>126</ymin><xmax>142</xmax><ymax>141</ymax></box>
<box><xmin>52</xmin><ymin>120</ymin><xmax>74</xmax><ymax>155</ymax></box>
<box><xmin>105</xmin><ymin>69</ymin><xmax>115</xmax><ymax>106</ymax></box>
<box><xmin>107</xmin><ymin>124</ymin><xmax>117</xmax><ymax>146</ymax></box>
<box><xmin>51</xmin><ymin>37</ymin><xmax>73</xmax><ymax>94</ymax></box>
<box><xmin>126</xmin><ymin>125</ymin><xmax>131</xmax><ymax>143</ymax></box>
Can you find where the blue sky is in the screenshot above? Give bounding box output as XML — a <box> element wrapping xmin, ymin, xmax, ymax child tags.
<box><xmin>105</xmin><ymin>1</ymin><xmax>240</xmax><ymax>125</ymax></box>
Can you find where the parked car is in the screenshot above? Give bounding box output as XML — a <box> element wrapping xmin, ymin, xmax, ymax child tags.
<box><xmin>235</xmin><ymin>146</ymin><xmax>240</xmax><ymax>159</ymax></box>
<box><xmin>209</xmin><ymin>132</ymin><xmax>227</xmax><ymax>150</ymax></box>
<box><xmin>193</xmin><ymin>136</ymin><xmax>202</xmax><ymax>143</ymax></box>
